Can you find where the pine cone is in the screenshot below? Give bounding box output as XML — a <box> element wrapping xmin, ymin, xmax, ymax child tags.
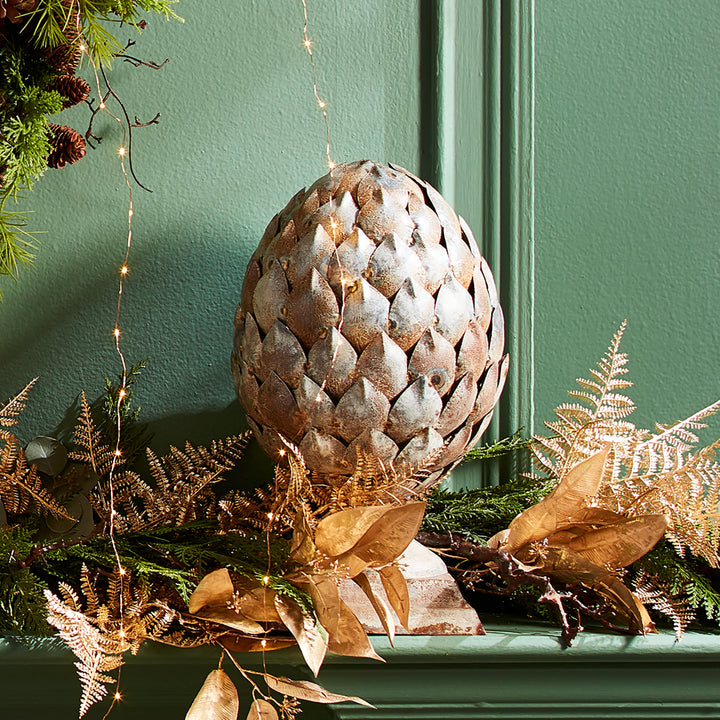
<box><xmin>50</xmin><ymin>74</ymin><xmax>90</xmax><ymax>108</ymax></box>
<box><xmin>47</xmin><ymin>124</ymin><xmax>86</xmax><ymax>169</ymax></box>
<box><xmin>233</xmin><ymin>160</ymin><xmax>507</xmax><ymax>484</ymax></box>
<box><xmin>45</xmin><ymin>38</ymin><xmax>83</xmax><ymax>74</ymax></box>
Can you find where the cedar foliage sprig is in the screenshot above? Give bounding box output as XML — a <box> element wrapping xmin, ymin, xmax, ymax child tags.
<box><xmin>0</xmin><ymin>37</ymin><xmax>62</xmax><ymax>292</ymax></box>
<box><xmin>0</xmin><ymin>521</ymin><xmax>51</xmax><ymax>637</ymax></box>
<box><xmin>422</xmin><ymin>476</ymin><xmax>550</xmax><ymax>544</ymax></box>
<box><xmin>461</xmin><ymin>430</ymin><xmax>530</xmax><ymax>464</ymax></box>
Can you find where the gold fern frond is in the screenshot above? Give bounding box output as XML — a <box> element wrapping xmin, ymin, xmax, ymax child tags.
<box><xmin>533</xmin><ymin>322</ymin><xmax>640</xmax><ymax>480</ymax></box>
<box><xmin>633</xmin><ymin>570</ymin><xmax>696</xmax><ymax>639</ymax></box>
<box><xmin>92</xmin><ymin>434</ymin><xmax>252</xmax><ymax>532</ymax></box>
<box><xmin>45</xmin><ymin>586</ymin><xmax>130</xmax><ymax>717</ymax></box>
<box><xmin>641</xmin><ymin>400</ymin><xmax>720</xmax><ymax>455</ymax></box>
<box><xmin>0</xmin><ymin>379</ymin><xmax>37</xmax><ymax>439</ymax></box>
<box><xmin>218</xmin><ymin>487</ymin><xmax>279</xmax><ymax>534</ymax></box>
<box><xmin>0</xmin><ymin>434</ymin><xmax>73</xmax><ymax>519</ymax></box>
<box><xmin>602</xmin><ymin>439</ymin><xmax>720</xmax><ymax>566</ymax></box>
<box><xmin>68</xmin><ymin>392</ymin><xmax>118</xmax><ymax>478</ymax></box>
<box><xmin>46</xmin><ymin>565</ymin><xmax>187</xmax><ymax>717</ymax></box>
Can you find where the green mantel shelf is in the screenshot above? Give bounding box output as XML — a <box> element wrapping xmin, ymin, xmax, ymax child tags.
<box><xmin>3</xmin><ymin>624</ymin><xmax>720</xmax><ymax>719</ymax></box>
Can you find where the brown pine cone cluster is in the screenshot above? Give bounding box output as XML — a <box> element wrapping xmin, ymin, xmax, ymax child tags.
<box><xmin>47</xmin><ymin>123</ymin><xmax>86</xmax><ymax>169</ymax></box>
<box><xmin>43</xmin><ymin>27</ymin><xmax>89</xmax><ymax>170</ymax></box>
<box><xmin>45</xmin><ymin>30</ymin><xmax>83</xmax><ymax>75</ymax></box>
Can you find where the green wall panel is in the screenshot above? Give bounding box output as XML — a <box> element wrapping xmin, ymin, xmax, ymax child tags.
<box><xmin>0</xmin><ymin>1</ymin><xmax>422</xmax><ymax>448</ymax></box>
<box><xmin>533</xmin><ymin>0</ymin><xmax>719</xmax><ymax>436</ymax></box>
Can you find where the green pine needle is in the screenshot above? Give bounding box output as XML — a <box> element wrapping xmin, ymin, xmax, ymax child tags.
<box><xmin>461</xmin><ymin>430</ymin><xmax>530</xmax><ymax>463</ymax></box>
<box><xmin>422</xmin><ymin>477</ymin><xmax>553</xmax><ymax>543</ymax></box>
<box><xmin>0</xmin><ymin>210</ymin><xmax>37</xmax><ymax>295</ymax></box>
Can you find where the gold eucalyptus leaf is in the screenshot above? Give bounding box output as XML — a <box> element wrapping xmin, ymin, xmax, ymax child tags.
<box><xmin>246</xmin><ymin>699</ymin><xmax>278</xmax><ymax>720</ymax></box>
<box><xmin>505</xmin><ymin>447</ymin><xmax>610</xmax><ymax>552</ymax></box>
<box><xmin>220</xmin><ymin>635</ymin><xmax>297</xmax><ymax>654</ymax></box>
<box><xmin>332</xmin><ymin>502</ymin><xmax>427</xmax><ymax>577</ymax></box>
<box><xmin>567</xmin><ymin>513</ymin><xmax>669</xmax><ymax>568</ymax></box>
<box><xmin>194</xmin><ymin>606</ymin><xmax>266</xmax><ymax>635</ymax></box>
<box><xmin>545</xmin><ymin>528</ymin><xmax>585</xmax><ymax>546</ymax></box>
<box><xmin>288</xmin><ymin>573</ymin><xmax>342</xmax><ymax>637</ymax></box>
<box><xmin>185</xmin><ymin>669</ymin><xmax>239</xmax><ymax>720</ymax></box>
<box><xmin>377</xmin><ymin>564</ymin><xmax>410</xmax><ymax>631</ymax></box>
<box><xmin>188</xmin><ymin>569</ymin><xmax>235</xmax><ymax>614</ymax></box>
<box><xmin>327</xmin><ymin>597</ymin><xmax>385</xmax><ymax>661</ymax></box>
<box><xmin>273</xmin><ymin>595</ymin><xmax>328</xmax><ymax>677</ymax></box>
<box><xmin>264</xmin><ymin>675</ymin><xmax>375</xmax><ymax>708</ymax></box>
<box><xmin>353</xmin><ymin>570</ymin><xmax>396</xmax><ymax>644</ymax></box>
<box><xmin>314</xmin><ymin>505</ymin><xmax>392</xmax><ymax>557</ymax></box>
<box><xmin>235</xmin><ymin>587</ymin><xmax>283</xmax><ymax>624</ymax></box>
<box><xmin>562</xmin><ymin>506</ymin><xmax>627</xmax><ymax>528</ymax></box>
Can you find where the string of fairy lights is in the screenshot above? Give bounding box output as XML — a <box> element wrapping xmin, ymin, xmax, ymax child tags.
<box><xmin>298</xmin><ymin>0</ymin><xmax>349</xmax><ymax>406</ymax></box>
<box><xmin>301</xmin><ymin>0</ymin><xmax>335</xmax><ymax>173</ymax></box>
<box><xmin>65</xmin><ymin>1</ymin><xmax>343</xmax><ymax>714</ymax></box>
<box><xmin>71</xmin><ymin>18</ymin><xmax>134</xmax><ymax>713</ymax></box>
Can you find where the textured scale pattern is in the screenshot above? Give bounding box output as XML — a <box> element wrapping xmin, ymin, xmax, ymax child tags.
<box><xmin>233</xmin><ymin>160</ymin><xmax>507</xmax><ymax>482</ymax></box>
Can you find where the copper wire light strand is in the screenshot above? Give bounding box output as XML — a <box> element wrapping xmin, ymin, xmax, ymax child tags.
<box><xmin>297</xmin><ymin>0</ymin><xmax>347</xmax><ymax>408</ymax></box>
<box><xmin>76</xmin><ymin>28</ymin><xmax>133</xmax><ymax>662</ymax></box>
<box><xmin>301</xmin><ymin>0</ymin><xmax>335</xmax><ymax>171</ymax></box>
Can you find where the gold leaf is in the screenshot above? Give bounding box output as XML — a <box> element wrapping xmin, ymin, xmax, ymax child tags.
<box><xmin>563</xmin><ymin>506</ymin><xmax>626</xmax><ymax>527</ymax></box>
<box><xmin>220</xmin><ymin>635</ymin><xmax>297</xmax><ymax>654</ymax></box>
<box><xmin>189</xmin><ymin>569</ymin><xmax>235</xmax><ymax>614</ymax></box>
<box><xmin>377</xmin><ymin>564</ymin><xmax>410</xmax><ymax>631</ymax></box>
<box><xmin>314</xmin><ymin>505</ymin><xmax>392</xmax><ymax>557</ymax></box>
<box><xmin>274</xmin><ymin>595</ymin><xmax>328</xmax><ymax>677</ymax></box>
<box><xmin>194</xmin><ymin>606</ymin><xmax>266</xmax><ymax>635</ymax></box>
<box><xmin>246</xmin><ymin>699</ymin><xmax>278</xmax><ymax>720</ymax></box>
<box><xmin>185</xmin><ymin>669</ymin><xmax>239</xmax><ymax>720</ymax></box>
<box><xmin>327</xmin><ymin>597</ymin><xmax>384</xmax><ymax>661</ymax></box>
<box><xmin>333</xmin><ymin>502</ymin><xmax>426</xmax><ymax>577</ymax></box>
<box><xmin>264</xmin><ymin>675</ymin><xmax>374</xmax><ymax>708</ymax></box>
<box><xmin>567</xmin><ymin>514</ymin><xmax>669</xmax><ymax>568</ymax></box>
<box><xmin>353</xmin><ymin>570</ymin><xmax>396</xmax><ymax>644</ymax></box>
<box><xmin>289</xmin><ymin>507</ymin><xmax>315</xmax><ymax>564</ymax></box>
<box><xmin>506</xmin><ymin>448</ymin><xmax>609</xmax><ymax>551</ymax></box>
<box><xmin>545</xmin><ymin>528</ymin><xmax>584</xmax><ymax>546</ymax></box>
<box><xmin>234</xmin><ymin>587</ymin><xmax>283</xmax><ymax>624</ymax></box>
<box><xmin>288</xmin><ymin>573</ymin><xmax>341</xmax><ymax>637</ymax></box>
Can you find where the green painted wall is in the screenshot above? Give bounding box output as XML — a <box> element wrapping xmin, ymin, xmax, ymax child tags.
<box><xmin>0</xmin><ymin>1</ymin><xmax>422</xmax><ymax>449</ymax></box>
<box><xmin>1</xmin><ymin>0</ymin><xmax>718</xmax><ymax>463</ymax></box>
<box><xmin>533</xmin><ymin>0</ymin><xmax>720</xmax><ymax>437</ymax></box>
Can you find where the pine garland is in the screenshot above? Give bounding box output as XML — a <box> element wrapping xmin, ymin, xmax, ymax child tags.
<box><xmin>422</xmin><ymin>476</ymin><xmax>551</xmax><ymax>544</ymax></box>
